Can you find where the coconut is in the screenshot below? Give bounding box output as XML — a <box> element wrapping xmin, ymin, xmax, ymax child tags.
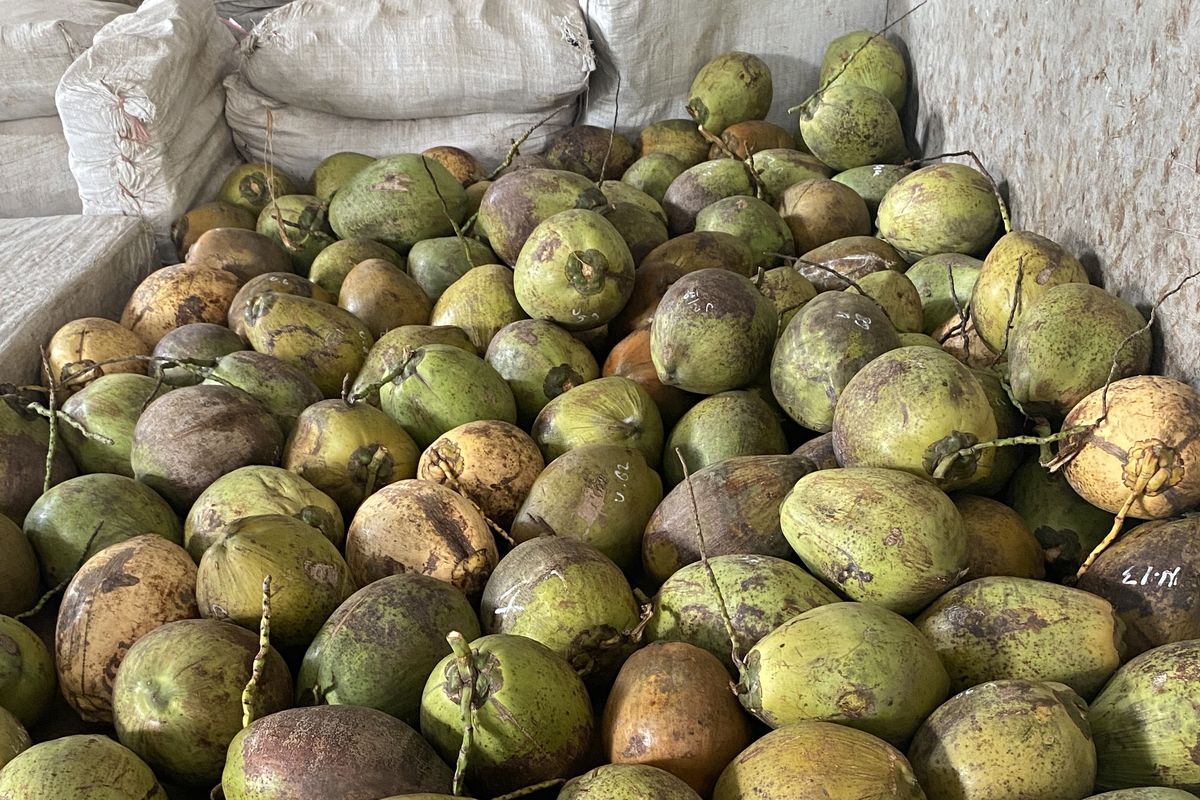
<box><xmin>820</xmin><ymin>31</ymin><xmax>909</xmax><ymax>109</ymax></box>
<box><xmin>797</xmin><ymin>84</ymin><xmax>906</xmax><ymax>171</ymax></box>
<box><xmin>645</xmin><ymin>230</ymin><xmax>757</xmax><ymax>276</ymax></box>
<box><xmin>0</xmin><ymin>734</ymin><xmax>168</xmax><ymax>799</ymax></box>
<box><xmin>421</xmin><ymin>145</ymin><xmax>482</xmax><ymax>186</ymax></box>
<box><xmin>935</xmin><ymin>310</ymin><xmax>994</xmax><ymax>368</ymax></box>
<box><xmin>917</xmin><ymin>576</ymin><xmax>1123</xmax><ymax>699</ymax></box>
<box><xmin>604</xmin><ymin>328</ymin><xmax>697</xmax><ymax>426</ymax></box>
<box><xmin>770</xmin><ymin>291</ymin><xmax>901</xmax><ymax>432</ymax></box>
<box><xmin>602</xmin><ymin>641</ymin><xmax>753</xmax><ymax>795</ymax></box>
<box><xmin>202</xmin><ymin>350</ymin><xmax>323</xmax><ymax>435</ymax></box>
<box><xmin>661</xmin><ymin>159</ymin><xmax>757</xmax><ymax>235</ymax></box>
<box><xmin>531</xmin><ymin>375</ymin><xmax>664</xmax><ymax>468</ymax></box>
<box><xmin>310</xmin><ymin>152</ymin><xmax>376</xmax><ymax>201</ymax></box>
<box><xmin>227</xmin><ymin>272</ymin><xmax>336</xmax><ymax>339</ymax></box>
<box><xmin>406</xmin><ymin>236</ymin><xmax>498</xmax><ymax>301</ymax></box>
<box><xmin>57</xmin><ymin>374</ymin><xmax>163</xmax><ymax>476</ymax></box>
<box><xmin>832</xmin><ymin>164</ymin><xmax>912</xmax><ymax>214</ymax></box>
<box><xmin>544</xmin><ymin>125</ymin><xmax>635</xmax><ymax>181</ymax></box>
<box><xmin>561</xmin><ymin>764</ymin><xmax>703</xmax><ymax>800</ymax></box>
<box><xmin>954</xmin><ymin>495</ymin><xmax>1045</xmax><ymax>579</ymax></box>
<box><xmin>778</xmin><ymin>179</ymin><xmax>872</xmax><ymax>255</ymax></box>
<box><xmin>131</xmin><ymin>384</ymin><xmax>283</xmax><ymax>512</ymax></box>
<box><xmin>339</xmin><ymin>258</ymin><xmax>433</xmax><ymax>339</ymax></box>
<box><xmin>298</xmin><ymin>574</ymin><xmax>480</xmax><ymax>726</ymax></box>
<box><xmin>184</xmin><ymin>465</ymin><xmax>343</xmax><ymax>561</ymax></box>
<box><xmin>877</xmin><ymin>163</ymin><xmax>1003</xmax><ymax>263</ymax></box>
<box><xmin>379</xmin><ymin>344</ymin><xmax>516</xmax><ymax>449</ymax></box>
<box><xmin>686</xmin><ymin>52</ymin><xmax>772</xmax><ymax>135</ymax></box>
<box><xmin>694</xmin><ymin>196</ymin><xmax>795</xmax><ymax>271</ymax></box>
<box><xmin>650</xmin><ymin>269</ymin><xmax>777</xmax><ymax>395</ymax></box>
<box><xmin>420</xmin><ymin>634</ymin><xmax>593</xmax><ymax>795</ymax></box>
<box><xmin>832</xmin><ymin>346</ymin><xmax>999</xmax><ymax>491</ymax></box>
<box><xmin>0</xmin><ymin>515</ymin><xmax>37</xmax><ymax>617</ymax></box>
<box><xmin>46</xmin><ymin>316</ymin><xmax>150</xmax><ymax>394</ymax></box>
<box><xmin>0</xmin><ymin>616</ymin><xmax>54</xmax><ymax>727</ymax></box>
<box><xmin>1009</xmin><ymin>283</ymin><xmax>1150</xmax><ymax>418</ymax></box>
<box><xmin>905</xmin><ymin>253</ymin><xmax>983</xmax><ymax>334</ymax></box>
<box><xmin>602</xmin><ymin>201</ymin><xmax>671</xmax><ymax>266</ymax></box>
<box><xmin>798</xmin><ymin>234</ymin><xmax>908</xmax><ymax>291</ymax></box>
<box><xmin>430</xmin><ymin>265</ymin><xmax>525</xmax><ymax>352</ymax></box>
<box><xmin>0</xmin><ymin>707</ymin><xmax>29</xmax><ymax>770</ymax></box>
<box><xmin>56</xmin><ymin>535</ymin><xmax>199</xmax><ymax>722</ymax></box>
<box><xmin>197</xmin><ymin>515</ymin><xmax>355</xmax><ymax>647</ymax></box>
<box><xmin>484</xmin><ymin>319</ymin><xmax>599</xmax><ymax>423</ymax></box>
<box><xmin>256</xmin><ymin>194</ymin><xmax>337</xmax><ymax>273</ymax></box>
<box><xmin>152</xmin><ymin>322</ymin><xmax>245</xmax><ymax>386</ymax></box>
<box><xmin>171</xmin><ymin>201</ymin><xmax>259</xmax><ymax>260</ymax></box>
<box><xmin>621</xmin><ymin>154</ymin><xmax>687</xmax><ymax>204</ymax></box>
<box><xmin>284</xmin><ymin>399</ymin><xmax>419</xmax><ymax>515</ymax></box>
<box><xmin>738</xmin><ymin>602</ymin><xmax>949</xmax><ymax>744</ymax></box>
<box><xmin>849</xmin><ymin>270</ymin><xmax>924</xmax><ymax>333</ymax></box>
<box><xmin>714</xmin><ymin>721</ymin><xmax>925</xmax><ymax>800</ymax></box>
<box><xmin>481</xmin><ymin>538</ymin><xmax>640</xmax><ymax>685</ymax></box>
<box><xmin>0</xmin><ymin>396</ymin><xmax>77</xmax><ymax>521</ymax></box>
<box><xmin>218</xmin><ymin>163</ymin><xmax>299</xmax><ymax>214</ymax></box>
<box><xmin>243</xmin><ymin>291</ymin><xmax>375</xmax><ymax>398</ymax></box>
<box><xmin>749</xmin><ymin>148</ymin><xmax>834</xmax><ymax>202</ymax></box>
<box><xmin>222</xmin><ymin>705</ymin><xmax>453</xmax><ymax>800</ymax></box>
<box><xmin>310</xmin><ymin>238</ymin><xmax>405</xmax><ymax>296</ymax></box>
<box><xmin>961</xmin><ymin>369</ymin><xmax>1023</xmax><ymax>498</ymax></box>
<box><xmin>662</xmin><ymin>391</ymin><xmax>787</xmax><ymax>487</ymax></box>
<box><xmin>328</xmin><ymin>155</ymin><xmax>467</xmax><ymax>253</ymax></box>
<box><xmin>793</xmin><ymin>432</ymin><xmax>839</xmax><ymax>468</ymax></box>
<box><xmin>352</xmin><ymin>324</ymin><xmax>477</xmax><ymax>404</ymax></box>
<box><xmin>636</xmin><ymin>119</ymin><xmax>710</xmax><ymax>167</ymax></box>
<box><xmin>1087</xmin><ymin>792</ymin><xmax>1200</xmax><ymax>799</ymax></box>
<box><xmin>119</xmin><ymin>263</ymin><xmax>241</xmax><ymax>347</ymax></box>
<box><xmin>712</xmin><ymin>120</ymin><xmax>794</xmax><ymax>160</ymax></box>
<box><xmin>186</xmin><ymin>227</ymin><xmax>294</xmax><ymax>285</ymax></box>
<box><xmin>417</xmin><ymin>420</ymin><xmax>543</xmax><ymax>529</ymax></box>
<box><xmin>112</xmin><ymin>618</ymin><xmax>292</xmax><ymax>786</ymax></box>
<box><xmin>782</xmin><ymin>467</ymin><xmax>967</xmax><ymax>613</ymax></box>
<box><xmin>647</xmin><ymin>553</ymin><xmax>838</xmax><ymax>672</ymax></box>
<box><xmin>1061</xmin><ymin>376</ymin><xmax>1200</xmax><ymax>519</ymax></box>
<box><xmin>758</xmin><ymin>266</ymin><xmax>818</xmax><ymax>331</ymax></box>
<box><xmin>643</xmin><ymin>454</ymin><xmax>815</xmax><ymax>584</ymax></box>
<box><xmin>345</xmin><ymin>479</ymin><xmax>497</xmax><ymax>597</ymax></box>
<box><xmin>477</xmin><ymin>168</ymin><xmax>607</xmax><ymax>266</ymax></box>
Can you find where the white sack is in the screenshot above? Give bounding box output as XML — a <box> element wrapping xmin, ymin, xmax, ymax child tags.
<box><xmin>56</xmin><ymin>0</ymin><xmax>243</xmax><ymax>260</ymax></box>
<box><xmin>240</xmin><ymin>0</ymin><xmax>593</xmax><ymax>122</ymax></box>
<box><xmin>579</xmin><ymin>0</ymin><xmax>887</xmax><ymax>134</ymax></box>
<box><xmin>0</xmin><ymin>214</ymin><xmax>156</xmax><ymax>386</ymax></box>
<box><xmin>0</xmin><ymin>116</ymin><xmax>82</xmax><ymax>218</ymax></box>
<box><xmin>0</xmin><ymin>1</ymin><xmax>132</xmax><ymax>122</ymax></box>
<box><xmin>225</xmin><ymin>74</ymin><xmax>577</xmax><ymax>182</ymax></box>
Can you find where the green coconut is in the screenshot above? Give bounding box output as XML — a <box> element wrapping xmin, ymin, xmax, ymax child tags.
<box><xmin>910</xmin><ymin>679</ymin><xmax>1097</xmax><ymax>800</ymax></box>
<box><xmin>171</xmin><ymin>202</ymin><xmax>259</xmax><ymax>260</ymax></box>
<box><xmin>312</xmin><ymin>152</ymin><xmax>376</xmax><ymax>202</ymax></box>
<box><xmin>227</xmin><ymin>272</ymin><xmax>336</xmax><ymax>339</ymax></box>
<box><xmin>184</xmin><ymin>465</ymin><xmax>343</xmax><ymax>561</ymax></box>
<box><xmin>916</xmin><ymin>576</ymin><xmax>1124</xmax><ymax>699</ymax></box>
<box><xmin>203</xmin><ymin>350</ymin><xmax>324</xmax><ymax>434</ymax></box>
<box><xmin>0</xmin><ymin>515</ymin><xmax>37</xmax><ymax>617</ymax></box>
<box><xmin>222</xmin><ymin>705</ymin><xmax>453</xmax><ymax>800</ymax></box>
<box><xmin>820</xmin><ymin>31</ymin><xmax>909</xmax><ymax>110</ymax></box>
<box><xmin>647</xmin><ymin>554</ymin><xmax>838</xmax><ymax>672</ymax></box>
<box><xmin>694</xmin><ymin>195</ymin><xmax>795</xmax><ymax>271</ymax></box>
<box><xmin>561</xmin><ymin>764</ymin><xmax>703</xmax><ymax>800</ymax></box>
<box><xmin>378</xmin><ymin>344</ymin><xmax>516</xmax><ymax>449</ymax></box>
<box><xmin>543</xmin><ymin>125</ymin><xmax>635</xmax><ymax>181</ymax></box>
<box><xmin>636</xmin><ymin>119</ymin><xmax>711</xmax><ymax>167</ymax></box>
<box><xmin>749</xmin><ymin>149</ymin><xmax>834</xmax><ymax>203</ymax></box>
<box><xmin>510</xmin><ymin>444</ymin><xmax>659</xmax><ymax>572</ymax></box>
<box><xmin>832</xmin><ymin>164</ymin><xmax>913</xmax><ymax>214</ymax></box>
<box><xmin>480</xmin><ymin>537</ymin><xmax>640</xmax><ymax>685</ymax></box>
<box><xmin>112</xmin><ymin>619</ymin><xmax>293</xmax><ymax>786</ymax></box>
<box><xmin>23</xmin><ymin>473</ymin><xmax>182</xmax><ymax>587</ymax></box>
<box><xmin>151</xmin><ymin>322</ymin><xmax>246</xmax><ymax>386</ymax></box>
<box><xmin>832</xmin><ymin>346</ymin><xmax>999</xmax><ymax>491</ymax></box>
<box><xmin>407</xmin><ymin>236</ymin><xmax>498</xmax><ymax>301</ymax></box>
<box><xmin>298</xmin><ymin>573</ymin><xmax>480</xmax><ymax>726</ymax></box>
<box><xmin>954</xmin><ymin>494</ymin><xmax>1046</xmax><ymax>580</ymax></box>
<box><xmin>243</xmin><ymin>291</ymin><xmax>374</xmax><ymax>398</ymax></box>
<box><xmin>905</xmin><ymin>254</ymin><xmax>983</xmax><ymax>334</ymax></box>
<box><xmin>0</xmin><ymin>395</ymin><xmax>77</xmax><ymax>521</ymax></box>
<box><xmin>797</xmin><ymin>234</ymin><xmax>908</xmax><ymax>291</ymax></box>
<box><xmin>662</xmin><ymin>390</ymin><xmax>787</xmax><ymax>486</ymax></box>
<box><xmin>58</xmin><ymin>374</ymin><xmax>166</xmax><ymax>477</ymax></box>
<box><xmin>1088</xmin><ymin>792</ymin><xmax>1200</xmax><ymax>799</ymax></box>
<box><xmin>308</xmin><ymin>237</ymin><xmax>404</xmax><ymax>296</ymax></box>
<box><xmin>429</xmin><ymin>265</ymin><xmax>527</xmax><ymax>353</ymax></box>
<box><xmin>0</xmin><ymin>735</ymin><xmax>167</xmax><ymax>800</ymax></box>
<box><xmin>877</xmin><ymin>163</ymin><xmax>1003</xmax><ymax>263</ymax></box>
<box><xmin>967</xmin><ymin>367</ymin><xmax>1024</xmax><ymax>495</ymax></box>
<box><xmin>621</xmin><ymin>153</ymin><xmax>687</xmax><ymax>204</ymax></box>
<box><xmin>283</xmin><ymin>399</ymin><xmax>420</xmax><ymax>515</ymax></box>
<box><xmin>477</xmin><ymin>168</ymin><xmax>608</xmax><ymax>266</ymax></box>
<box><xmin>645</xmin><ymin>230</ymin><xmax>757</xmax><ymax>277</ymax></box>
<box><xmin>0</xmin><ymin>707</ymin><xmax>29</xmax><ymax>770</ymax></box>
<box><xmin>256</xmin><ymin>194</ymin><xmax>336</xmax><ymax>273</ymax></box>
<box><xmin>218</xmin><ymin>163</ymin><xmax>299</xmax><ymax>214</ymax></box>
<box><xmin>758</xmin><ymin>267</ymin><xmax>818</xmax><ymax>331</ymax></box>
<box><xmin>661</xmin><ymin>158</ymin><xmax>757</xmax><ymax>235</ymax></box>
<box><xmin>328</xmin><ymin>154</ymin><xmax>467</xmax><ymax>253</ymax></box>
<box><xmin>797</xmin><ymin>84</ymin><xmax>906</xmax><ymax>171</ymax></box>
<box><xmin>600</xmin><ymin>177</ymin><xmax>668</xmax><ymax>226</ymax></box>
<box><xmin>782</xmin><ymin>467</ymin><xmax>968</xmax><ymax>613</ymax></box>
<box><xmin>0</xmin><ymin>616</ymin><xmax>54</xmax><ymax>727</ymax></box>
<box><xmin>850</xmin><ymin>270</ymin><xmax>924</xmax><ymax>333</ymax></box>
<box><xmin>531</xmin><ymin>376</ymin><xmax>664</xmax><ymax>467</ymax></box>
<box><xmin>714</xmin><ymin>721</ymin><xmax>926</xmax><ymax>800</ymax></box>
<box><xmin>602</xmin><ymin>202</ymin><xmax>671</xmax><ymax>266</ymax></box>
<box><xmin>351</xmin><ymin>324</ymin><xmax>476</xmax><ymax>405</ymax></box>
<box><xmin>686</xmin><ymin>52</ymin><xmax>773</xmax><ymax>136</ymax></box>
<box><xmin>420</xmin><ymin>633</ymin><xmax>593</xmax><ymax>795</ymax></box>
<box><xmin>484</xmin><ymin>319</ymin><xmax>599</xmax><ymax>423</ymax></box>
<box><xmin>643</xmin><ymin>454</ymin><xmax>815</xmax><ymax>584</ymax></box>
<box><xmin>197</xmin><ymin>514</ymin><xmax>356</xmax><ymax>647</ymax></box>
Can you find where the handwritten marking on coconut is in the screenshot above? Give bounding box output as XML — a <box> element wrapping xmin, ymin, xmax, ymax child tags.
<box><xmin>571</xmin><ymin>308</ymin><xmax>601</xmax><ymax>324</ymax></box>
<box><xmin>612</xmin><ymin>461</ymin><xmax>631</xmax><ymax>503</ymax></box>
<box><xmin>1121</xmin><ymin>565</ymin><xmax>1182</xmax><ymax>588</ymax></box>
<box><xmin>493</xmin><ymin>580</ymin><xmax>528</xmax><ymax>618</ymax></box>
<box><xmin>683</xmin><ymin>286</ymin><xmax>715</xmax><ymax>315</ymax></box>
<box><xmin>833</xmin><ymin>310</ymin><xmax>872</xmax><ymax>330</ymax></box>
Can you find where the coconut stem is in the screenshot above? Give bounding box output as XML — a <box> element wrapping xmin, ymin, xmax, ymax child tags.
<box><xmin>261</xmin><ymin>109</ymin><xmax>301</xmax><ymax>255</ymax></box>
<box><xmin>447</xmin><ymin>631</ymin><xmax>476</xmax><ymax>797</ymax></box>
<box><xmin>17</xmin><ymin>402</ymin><xmax>114</xmax><ymax>445</ymax></box>
<box><xmin>343</xmin><ymin>347</ymin><xmax>417</xmax><ymax>406</ymax></box>
<box><xmin>990</xmin><ymin>256</ymin><xmax>1025</xmax><ymax>363</ymax></box>
<box><xmin>362</xmin><ymin>445</ymin><xmax>389</xmax><ymax>499</ymax></box>
<box><xmin>39</xmin><ymin>347</ymin><xmax>58</xmax><ymax>495</ymax></box>
<box><xmin>426</xmin><ymin>449</ymin><xmax>517</xmax><ymax>547</ymax></box>
<box><xmin>676</xmin><ymin>447</ymin><xmax>744</xmax><ymax>673</ymax></box>
<box><xmin>769</xmin><ymin>253</ymin><xmax>870</xmax><ymax>298</ymax></box>
<box><xmin>1075</xmin><ymin>458</ymin><xmax>1158</xmax><ymax>579</ymax></box>
<box><xmin>932</xmin><ymin>425</ymin><xmax>1094</xmax><ymax>481</ymax></box>
<box><xmin>420</xmin><ymin>155</ymin><xmax>475</xmax><ymax>267</ymax></box>
<box><xmin>906</xmin><ymin>149</ymin><xmax>1012</xmax><ymax>235</ymax></box>
<box><xmin>597</xmin><ymin>70</ymin><xmax>622</xmax><ymax>186</ymax></box>
<box><xmin>241</xmin><ymin>575</ymin><xmax>273</xmax><ymax>730</ymax></box>
<box><xmin>945</xmin><ymin>259</ymin><xmax>972</xmax><ymax>358</ymax></box>
<box><xmin>16</xmin><ymin>522</ymin><xmax>104</xmax><ymax>621</ymax></box>
<box><xmin>691</xmin><ymin>117</ymin><xmax>768</xmax><ymax>202</ymax></box>
<box><xmin>485</xmin><ymin>108</ymin><xmax>562</xmax><ymax>181</ymax></box>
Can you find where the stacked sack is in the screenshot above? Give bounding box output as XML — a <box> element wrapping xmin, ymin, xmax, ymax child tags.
<box><xmin>224</xmin><ymin>0</ymin><xmax>596</xmax><ymax>179</ymax></box>
<box><xmin>0</xmin><ymin>1</ymin><xmax>132</xmax><ymax>218</ymax></box>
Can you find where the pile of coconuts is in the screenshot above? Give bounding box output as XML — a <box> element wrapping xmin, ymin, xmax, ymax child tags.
<box><xmin>3</xmin><ymin>28</ymin><xmax>1200</xmax><ymax>800</ymax></box>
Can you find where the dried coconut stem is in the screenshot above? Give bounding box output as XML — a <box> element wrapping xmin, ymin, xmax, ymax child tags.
<box><xmin>598</xmin><ymin>70</ymin><xmax>622</xmax><ymax>185</ymax></box>
<box><xmin>932</xmin><ymin>425</ymin><xmax>1093</xmax><ymax>481</ymax></box>
<box><xmin>421</xmin><ymin>155</ymin><xmax>474</xmax><ymax>267</ymax></box>
<box><xmin>19</xmin><ymin>403</ymin><xmax>113</xmax><ymax>445</ymax></box>
<box><xmin>241</xmin><ymin>575</ymin><xmax>273</xmax><ymax>729</ymax></box>
<box><xmin>448</xmin><ymin>631</ymin><xmax>476</xmax><ymax>797</ymax></box>
<box><xmin>485</xmin><ymin>108</ymin><xmax>562</xmax><ymax>181</ymax></box>
<box><xmin>40</xmin><ymin>347</ymin><xmax>57</xmax><ymax>494</ymax></box>
<box><xmin>16</xmin><ymin>522</ymin><xmax>104</xmax><ymax>621</ymax></box>
<box><xmin>769</xmin><ymin>253</ymin><xmax>869</xmax><ymax>297</ymax></box>
<box><xmin>426</xmin><ymin>449</ymin><xmax>516</xmax><ymax>547</ymax></box>
<box><xmin>991</xmin><ymin>256</ymin><xmax>1024</xmax><ymax>364</ymax></box>
<box><xmin>945</xmin><ymin>259</ymin><xmax>972</xmax><ymax>357</ymax></box>
<box><xmin>362</xmin><ymin>446</ymin><xmax>389</xmax><ymax>499</ymax></box>
<box><xmin>1075</xmin><ymin>457</ymin><xmax>1158</xmax><ymax>579</ymax></box>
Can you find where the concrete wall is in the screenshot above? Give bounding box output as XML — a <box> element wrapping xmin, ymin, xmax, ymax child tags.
<box><xmin>891</xmin><ymin>0</ymin><xmax>1200</xmax><ymax>387</ymax></box>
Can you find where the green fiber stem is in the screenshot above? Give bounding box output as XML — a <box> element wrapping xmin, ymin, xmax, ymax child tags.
<box><xmin>241</xmin><ymin>575</ymin><xmax>273</xmax><ymax>729</ymax></box>
<box><xmin>448</xmin><ymin>631</ymin><xmax>476</xmax><ymax>797</ymax></box>
<box><xmin>933</xmin><ymin>426</ymin><xmax>1093</xmax><ymax>480</ymax></box>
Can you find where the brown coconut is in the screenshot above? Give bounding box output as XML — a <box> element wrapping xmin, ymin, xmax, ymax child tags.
<box><xmin>777</xmin><ymin>179</ymin><xmax>872</xmax><ymax>255</ymax></box>
<box><xmin>46</xmin><ymin>317</ymin><xmax>150</xmax><ymax>395</ymax></box>
<box><xmin>121</xmin><ymin>263</ymin><xmax>241</xmax><ymax>347</ymax></box>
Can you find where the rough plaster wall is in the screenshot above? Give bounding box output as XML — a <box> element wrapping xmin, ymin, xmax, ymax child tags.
<box><xmin>891</xmin><ymin>0</ymin><xmax>1200</xmax><ymax>387</ymax></box>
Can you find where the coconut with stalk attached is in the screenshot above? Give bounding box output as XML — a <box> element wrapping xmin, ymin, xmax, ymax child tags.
<box><xmin>203</xmin><ymin>350</ymin><xmax>324</xmax><ymax>435</ymax></box>
<box><xmin>0</xmin><ymin>391</ymin><xmax>77</xmax><ymax>521</ymax></box>
<box><xmin>307</xmin><ymin>235</ymin><xmax>405</xmax><ymax>296</ymax></box>
<box><xmin>561</xmin><ymin>764</ymin><xmax>703</xmax><ymax>800</ymax></box>
<box><xmin>966</xmin><ymin>366</ymin><xmax>1026</xmax><ymax>496</ymax></box>
<box><xmin>694</xmin><ymin>196</ymin><xmax>795</xmax><ymax>272</ymax></box>
<box><xmin>796</xmin><ymin>84</ymin><xmax>907</xmax><ymax>171</ymax></box>
<box><xmin>46</xmin><ymin>316</ymin><xmax>151</xmax><ymax>396</ymax></box>
<box><xmin>112</xmin><ymin>618</ymin><xmax>293</xmax><ymax>787</ymax></box>
<box><xmin>217</xmin><ymin>162</ymin><xmax>299</xmax><ymax>214</ymax></box>
<box><xmin>222</xmin><ymin>705</ymin><xmax>453</xmax><ymax>800</ymax></box>
<box><xmin>662</xmin><ymin>390</ymin><xmax>788</xmax><ymax>487</ymax></box>
<box><xmin>602</xmin><ymin>641</ymin><xmax>754</xmax><ymax>796</ymax></box>
<box><xmin>421</xmin><ymin>633</ymin><xmax>594</xmax><ymax>796</ymax></box>
<box><xmin>186</xmin><ymin>226</ymin><xmax>294</xmax><ymax>285</ymax></box>
<box><xmin>686</xmin><ymin>52</ymin><xmax>773</xmax><ymax>136</ymax></box>
<box><xmin>954</xmin><ymin>494</ymin><xmax>1046</xmax><ymax>579</ymax></box>
<box><xmin>120</xmin><ymin>263</ymin><xmax>243</xmax><ymax>348</ymax></box>
<box><xmin>484</xmin><ymin>319</ymin><xmax>600</xmax><ymax>424</ymax></box>
<box><xmin>711</xmin><ymin>120</ymin><xmax>794</xmax><ymax>160</ymax></box>
<box><xmin>58</xmin><ymin>373</ymin><xmax>167</xmax><ymax>477</ymax></box>
<box><xmin>340</xmin><ymin>258</ymin><xmax>434</xmax><ymax>339</ymax></box>
<box><xmin>171</xmin><ymin>201</ymin><xmax>258</xmax><ymax>260</ymax></box>
<box><xmin>877</xmin><ymin>163</ymin><xmax>1003</xmax><ymax>264</ymax></box>
<box><xmin>0</xmin><ymin>615</ymin><xmax>55</xmax><ymax>728</ymax></box>
<box><xmin>56</xmin><ymin>535</ymin><xmax>199</xmax><ymax>723</ymax></box>
<box><xmin>227</xmin><ymin>272</ymin><xmax>336</xmax><ymax>339</ymax></box>
<box><xmin>298</xmin><ymin>573</ymin><xmax>480</xmax><ymax>727</ymax></box>
<box><xmin>531</xmin><ymin>375</ymin><xmax>664</xmax><ymax>468</ymax></box>
<box><xmin>152</xmin><ymin>322</ymin><xmax>246</xmax><ymax>386</ymax></box>
<box><xmin>778</xmin><ymin>179</ymin><xmax>873</xmax><ymax>255</ymax></box>
<box><xmin>256</xmin><ymin>194</ymin><xmax>337</xmax><ymax>274</ymax></box>
<box><xmin>820</xmin><ymin>30</ymin><xmax>909</xmax><ymax>109</ymax></box>
<box><xmin>477</xmin><ymin>168</ymin><xmax>608</xmax><ymax>266</ymax></box>
<box><xmin>407</xmin><ymin>236</ymin><xmax>497</xmax><ymax>302</ymax></box>
<box><xmin>352</xmin><ymin>324</ymin><xmax>477</xmax><ymax>406</ymax></box>
<box><xmin>798</xmin><ymin>234</ymin><xmax>908</xmax><ymax>291</ymax></box>
<box><xmin>430</xmin><ymin>264</ymin><xmax>526</xmax><ymax>353</ymax></box>
<box><xmin>543</xmin><ymin>125</ymin><xmax>635</xmax><ymax>181</ymax></box>
<box><xmin>905</xmin><ymin>253</ymin><xmax>983</xmax><ymax>334</ymax></box>
<box><xmin>636</xmin><ymin>119</ymin><xmax>711</xmax><ymax>167</ymax></box>
<box><xmin>0</xmin><ymin>734</ymin><xmax>168</xmax><ymax>800</ymax></box>
<box><xmin>621</xmin><ymin>153</ymin><xmax>687</xmax><ymax>204</ymax></box>
<box><xmin>661</xmin><ymin>159</ymin><xmax>758</xmax><ymax>236</ymax></box>
<box><xmin>311</xmin><ymin>152</ymin><xmax>376</xmax><ymax>202</ymax></box>
<box><xmin>0</xmin><ymin>515</ymin><xmax>37</xmax><ymax>617</ymax></box>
